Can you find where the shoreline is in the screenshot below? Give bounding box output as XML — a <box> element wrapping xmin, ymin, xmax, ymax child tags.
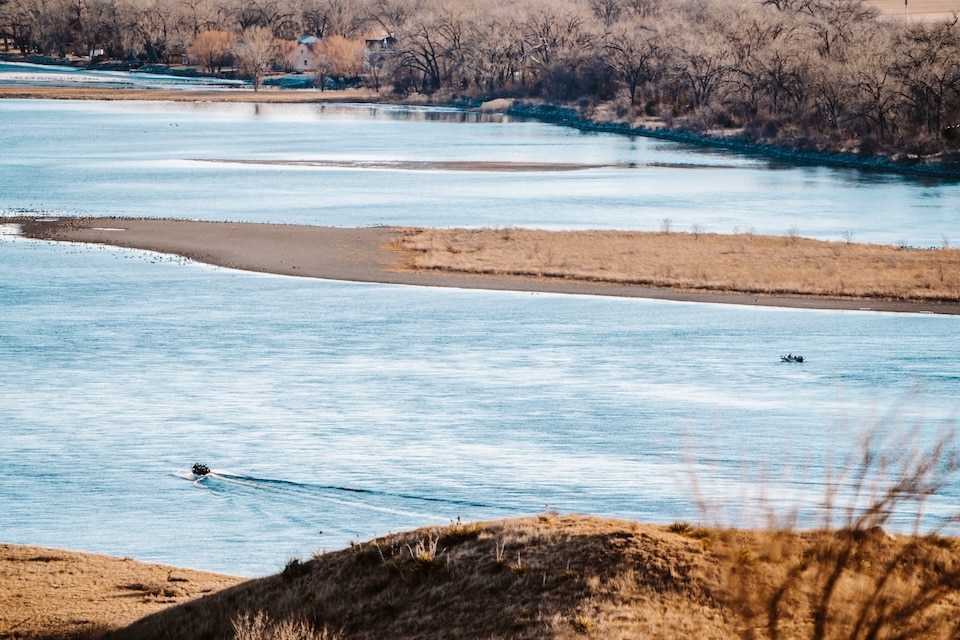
<box><xmin>2</xmin><ymin>78</ymin><xmax>958</xmax><ymax>179</ymax></box>
<box><xmin>0</xmin><ymin>84</ymin><xmax>383</xmax><ymax>103</ymax></box>
<box><xmin>13</xmin><ymin>217</ymin><xmax>960</xmax><ymax>315</ymax></box>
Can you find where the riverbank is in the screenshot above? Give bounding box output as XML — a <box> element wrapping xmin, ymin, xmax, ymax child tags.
<box><xmin>4</xmin><ymin>63</ymin><xmax>960</xmax><ymax>178</ymax></box>
<box><xmin>502</xmin><ymin>102</ymin><xmax>960</xmax><ymax>180</ymax></box>
<box><xmin>3</xmin><ymin>80</ymin><xmax>958</xmax><ymax>178</ymax></box>
<box><xmin>0</xmin><ymin>84</ymin><xmax>382</xmax><ymax>103</ymax></box>
<box><xmin>14</xmin><ymin>217</ymin><xmax>960</xmax><ymax>315</ymax></box>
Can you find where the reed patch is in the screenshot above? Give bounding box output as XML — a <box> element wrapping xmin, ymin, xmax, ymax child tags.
<box><xmin>393</xmin><ymin>227</ymin><xmax>960</xmax><ymax>304</ymax></box>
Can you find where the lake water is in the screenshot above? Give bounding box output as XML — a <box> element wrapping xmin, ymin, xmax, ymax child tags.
<box><xmin>1</xmin><ymin>86</ymin><xmax>959</xmax><ymax>576</ymax></box>
<box><xmin>3</xmin><ymin>98</ymin><xmax>960</xmax><ymax>246</ymax></box>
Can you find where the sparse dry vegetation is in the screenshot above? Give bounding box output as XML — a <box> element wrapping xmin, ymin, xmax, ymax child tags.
<box><xmin>393</xmin><ymin>227</ymin><xmax>960</xmax><ymax>304</ymax></box>
<box><xmin>7</xmin><ymin>517</ymin><xmax>959</xmax><ymax>640</ymax></box>
<box><xmin>0</xmin><ymin>544</ymin><xmax>242</xmax><ymax>640</ymax></box>
<box><xmin>96</xmin><ymin>517</ymin><xmax>960</xmax><ymax>640</ymax></box>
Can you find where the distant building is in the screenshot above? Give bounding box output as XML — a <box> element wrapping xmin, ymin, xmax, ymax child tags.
<box><xmin>364</xmin><ymin>35</ymin><xmax>397</xmax><ymax>51</ymax></box>
<box><xmin>293</xmin><ymin>35</ymin><xmax>320</xmax><ymax>71</ymax></box>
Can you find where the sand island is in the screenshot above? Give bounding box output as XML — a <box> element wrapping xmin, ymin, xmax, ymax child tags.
<box><xmin>14</xmin><ymin>216</ymin><xmax>960</xmax><ymax>315</ymax></box>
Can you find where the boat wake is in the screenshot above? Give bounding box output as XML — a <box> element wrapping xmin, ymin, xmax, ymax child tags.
<box><xmin>174</xmin><ymin>467</ymin><xmax>504</xmax><ymax>518</ymax></box>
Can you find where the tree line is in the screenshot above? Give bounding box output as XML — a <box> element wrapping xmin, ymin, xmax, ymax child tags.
<box><xmin>3</xmin><ymin>0</ymin><xmax>960</xmax><ymax>158</ymax></box>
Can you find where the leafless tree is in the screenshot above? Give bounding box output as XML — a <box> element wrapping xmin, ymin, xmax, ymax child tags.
<box><xmin>893</xmin><ymin>18</ymin><xmax>960</xmax><ymax>139</ymax></box>
<box><xmin>236</xmin><ymin>24</ymin><xmax>277</xmax><ymax>89</ymax></box>
<box><xmin>602</xmin><ymin>16</ymin><xmax>659</xmax><ymax>105</ymax></box>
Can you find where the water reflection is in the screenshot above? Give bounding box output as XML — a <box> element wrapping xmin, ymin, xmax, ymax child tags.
<box><xmin>3</xmin><ymin>99</ymin><xmax>959</xmax><ymax>245</ymax></box>
<box><xmin>310</xmin><ymin>102</ymin><xmax>513</xmax><ymax>123</ymax></box>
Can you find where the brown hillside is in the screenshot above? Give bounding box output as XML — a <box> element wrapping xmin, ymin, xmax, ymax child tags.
<box><xmin>103</xmin><ymin>514</ymin><xmax>960</xmax><ymax>640</ymax></box>
<box><xmin>0</xmin><ymin>544</ymin><xmax>241</xmax><ymax>640</ymax></box>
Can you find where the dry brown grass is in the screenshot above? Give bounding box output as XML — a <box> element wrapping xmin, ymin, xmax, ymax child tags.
<box><xmin>7</xmin><ymin>513</ymin><xmax>960</xmax><ymax>640</ymax></box>
<box><xmin>93</xmin><ymin>513</ymin><xmax>960</xmax><ymax>640</ymax></box>
<box><xmin>392</xmin><ymin>227</ymin><xmax>960</xmax><ymax>304</ymax></box>
<box><xmin>104</xmin><ymin>515</ymin><xmax>741</xmax><ymax>640</ymax></box>
<box><xmin>0</xmin><ymin>544</ymin><xmax>242</xmax><ymax>640</ymax></box>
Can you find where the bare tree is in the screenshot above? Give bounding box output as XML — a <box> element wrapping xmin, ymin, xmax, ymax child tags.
<box><xmin>800</xmin><ymin>0</ymin><xmax>880</xmax><ymax>62</ymax></box>
<box><xmin>299</xmin><ymin>0</ymin><xmax>365</xmax><ymax>39</ymax></box>
<box><xmin>850</xmin><ymin>46</ymin><xmax>900</xmax><ymax>145</ymax></box>
<box><xmin>18</xmin><ymin>0</ymin><xmax>75</xmax><ymax>57</ymax></box>
<box><xmin>392</xmin><ymin>5</ymin><xmax>468</xmax><ymax>94</ymax></box>
<box><xmin>811</xmin><ymin>57</ymin><xmax>856</xmax><ymax>136</ymax></box>
<box><xmin>236</xmin><ymin>24</ymin><xmax>277</xmax><ymax>89</ymax></box>
<box><xmin>463</xmin><ymin>10</ymin><xmax>524</xmax><ymax>93</ymax></box>
<box><xmin>590</xmin><ymin>0</ymin><xmax>623</xmax><ymax>28</ymax></box>
<box><xmin>668</xmin><ymin>27</ymin><xmax>734</xmax><ymax>114</ymax></box>
<box><xmin>602</xmin><ymin>17</ymin><xmax>659</xmax><ymax>105</ymax></box>
<box><xmin>893</xmin><ymin>18</ymin><xmax>960</xmax><ymax>139</ymax></box>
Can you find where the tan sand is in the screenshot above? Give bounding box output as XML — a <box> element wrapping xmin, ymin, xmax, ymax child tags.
<box><xmin>14</xmin><ymin>217</ymin><xmax>960</xmax><ymax>314</ymax></box>
<box><xmin>0</xmin><ymin>543</ymin><xmax>242</xmax><ymax>639</ymax></box>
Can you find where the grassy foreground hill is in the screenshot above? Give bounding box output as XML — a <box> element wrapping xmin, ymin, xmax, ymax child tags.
<box><xmin>4</xmin><ymin>514</ymin><xmax>960</xmax><ymax>639</ymax></box>
<box><xmin>86</xmin><ymin>514</ymin><xmax>960</xmax><ymax>640</ymax></box>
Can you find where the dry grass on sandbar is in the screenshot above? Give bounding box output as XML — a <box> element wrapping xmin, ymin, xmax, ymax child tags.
<box><xmin>393</xmin><ymin>227</ymin><xmax>960</xmax><ymax>303</ymax></box>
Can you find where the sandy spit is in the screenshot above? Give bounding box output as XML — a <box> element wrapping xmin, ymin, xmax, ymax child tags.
<box><xmin>13</xmin><ymin>217</ymin><xmax>960</xmax><ymax>315</ymax></box>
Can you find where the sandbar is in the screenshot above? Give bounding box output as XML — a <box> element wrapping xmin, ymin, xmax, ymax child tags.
<box><xmin>14</xmin><ymin>217</ymin><xmax>960</xmax><ymax>314</ymax></box>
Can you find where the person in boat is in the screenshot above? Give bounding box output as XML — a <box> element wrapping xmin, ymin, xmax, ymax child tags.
<box><xmin>192</xmin><ymin>462</ymin><xmax>210</xmax><ymax>476</ymax></box>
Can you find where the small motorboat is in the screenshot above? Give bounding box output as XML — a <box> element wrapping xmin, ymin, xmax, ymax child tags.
<box><xmin>780</xmin><ymin>354</ymin><xmax>804</xmax><ymax>363</ymax></box>
<box><xmin>192</xmin><ymin>462</ymin><xmax>211</xmax><ymax>476</ymax></box>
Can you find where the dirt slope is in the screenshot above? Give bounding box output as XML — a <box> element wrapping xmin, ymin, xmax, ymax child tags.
<box><xmin>0</xmin><ymin>544</ymin><xmax>242</xmax><ymax>640</ymax></box>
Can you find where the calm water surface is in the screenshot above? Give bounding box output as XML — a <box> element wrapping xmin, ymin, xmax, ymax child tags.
<box><xmin>1</xmin><ymin>93</ymin><xmax>959</xmax><ymax>576</ymax></box>
<box><xmin>2</xmin><ymin>98</ymin><xmax>960</xmax><ymax>245</ymax></box>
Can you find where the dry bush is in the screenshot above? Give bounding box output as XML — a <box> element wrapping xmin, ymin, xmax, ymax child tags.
<box><xmin>439</xmin><ymin>516</ymin><xmax>483</xmax><ymax>545</ymax></box>
<box><xmin>696</xmin><ymin>426</ymin><xmax>960</xmax><ymax>640</ymax></box>
<box><xmin>232</xmin><ymin>611</ymin><xmax>339</xmax><ymax>640</ymax></box>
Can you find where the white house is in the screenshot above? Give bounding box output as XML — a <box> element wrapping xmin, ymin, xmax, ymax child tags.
<box><xmin>293</xmin><ymin>35</ymin><xmax>320</xmax><ymax>71</ymax></box>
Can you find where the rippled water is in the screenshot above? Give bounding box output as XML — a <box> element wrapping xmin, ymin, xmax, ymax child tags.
<box><xmin>1</xmin><ymin>90</ymin><xmax>959</xmax><ymax>576</ymax></box>
<box><xmin>3</xmin><ymin>229</ymin><xmax>957</xmax><ymax>575</ymax></box>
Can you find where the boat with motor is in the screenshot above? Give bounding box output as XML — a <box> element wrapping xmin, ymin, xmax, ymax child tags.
<box><xmin>192</xmin><ymin>462</ymin><xmax>211</xmax><ymax>476</ymax></box>
<box><xmin>780</xmin><ymin>354</ymin><xmax>804</xmax><ymax>363</ymax></box>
